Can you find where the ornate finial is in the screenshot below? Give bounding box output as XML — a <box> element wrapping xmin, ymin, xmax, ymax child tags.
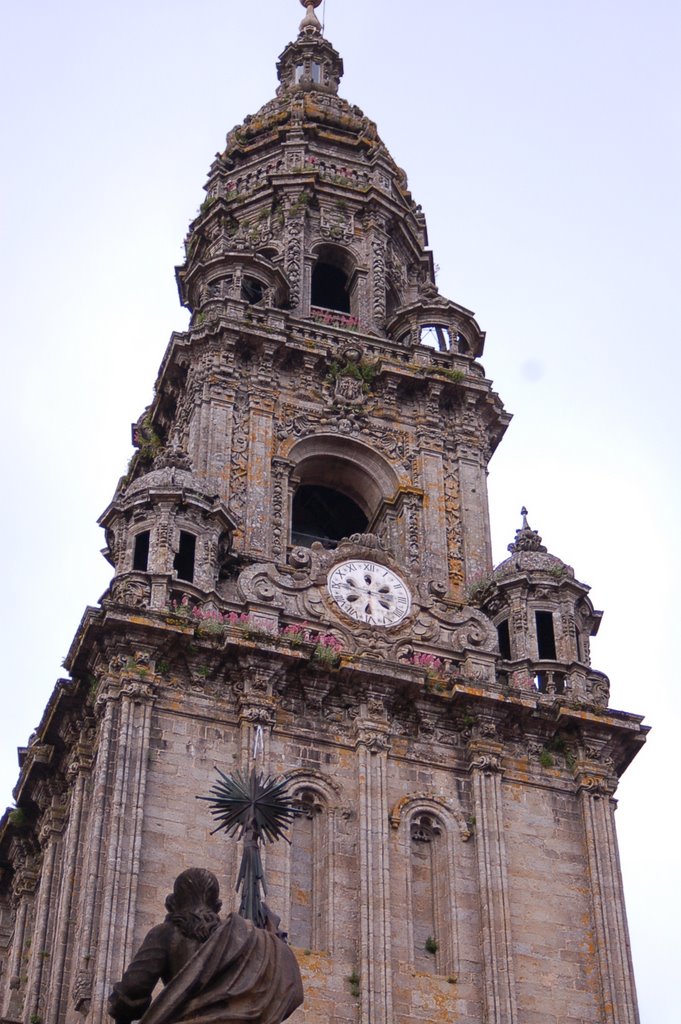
<box><xmin>508</xmin><ymin>506</ymin><xmax>547</xmax><ymax>554</ymax></box>
<box><xmin>299</xmin><ymin>0</ymin><xmax>323</xmax><ymax>34</ymax></box>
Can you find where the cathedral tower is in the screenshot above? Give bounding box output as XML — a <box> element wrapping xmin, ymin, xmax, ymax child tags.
<box><xmin>0</xmin><ymin>4</ymin><xmax>646</xmax><ymax>1023</ymax></box>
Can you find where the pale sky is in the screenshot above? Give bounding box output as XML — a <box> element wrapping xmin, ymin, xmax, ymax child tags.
<box><xmin>1</xmin><ymin>2</ymin><xmax>679</xmax><ymax>1020</ymax></box>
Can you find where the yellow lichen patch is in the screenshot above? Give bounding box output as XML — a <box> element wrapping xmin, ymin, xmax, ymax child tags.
<box><xmin>291</xmin><ymin>885</ymin><xmax>310</xmax><ymax>906</ymax></box>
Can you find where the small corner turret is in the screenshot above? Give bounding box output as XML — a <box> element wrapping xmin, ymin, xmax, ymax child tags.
<box><xmin>476</xmin><ymin>508</ymin><xmax>608</xmax><ymax>706</ymax></box>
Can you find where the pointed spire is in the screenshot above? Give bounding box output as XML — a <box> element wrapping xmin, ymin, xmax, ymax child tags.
<box><xmin>299</xmin><ymin>0</ymin><xmax>323</xmax><ymax>35</ymax></box>
<box><xmin>508</xmin><ymin>506</ymin><xmax>547</xmax><ymax>554</ymax></box>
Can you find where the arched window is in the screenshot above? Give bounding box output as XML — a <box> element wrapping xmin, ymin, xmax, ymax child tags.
<box><xmin>419</xmin><ymin>324</ymin><xmax>451</xmax><ymax>351</ymax></box>
<box><xmin>242</xmin><ymin>275</ymin><xmax>266</xmax><ymax>305</ymax></box>
<box><xmin>288</xmin><ymin>788</ymin><xmax>329</xmax><ymax>951</ymax></box>
<box><xmin>310</xmin><ymin>244</ymin><xmax>356</xmax><ymax>317</ymax></box>
<box><xmin>132</xmin><ymin>530</ymin><xmax>150</xmax><ymax>572</ymax></box>
<box><xmin>497</xmin><ymin>618</ymin><xmax>511</xmax><ymax>660</ymax></box>
<box><xmin>287</xmin><ymin>436</ymin><xmax>401</xmax><ymax>552</ymax></box>
<box><xmin>410</xmin><ymin>813</ymin><xmax>443</xmax><ymax>972</ymax></box>
<box><xmin>173</xmin><ymin>531</ymin><xmax>196</xmax><ymax>583</ymax></box>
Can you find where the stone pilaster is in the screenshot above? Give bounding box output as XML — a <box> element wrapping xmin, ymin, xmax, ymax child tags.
<box><xmin>453</xmin><ymin>398</ymin><xmax>494</xmax><ymax>582</ymax></box>
<box><xmin>72</xmin><ymin>696</ymin><xmax>117</xmax><ymax>1013</ymax></box>
<box><xmin>195</xmin><ymin>388</ymin><xmax>235</xmax><ymax>497</ymax></box>
<box><xmin>468</xmin><ymin>732</ymin><xmax>518</xmax><ymax>1024</ymax></box>
<box><xmin>418</xmin><ymin>449</ymin><xmax>449</xmax><ymax>584</ymax></box>
<box><xmin>89</xmin><ymin>678</ymin><xmax>156</xmax><ymax>1023</ymax></box>
<box><xmin>24</xmin><ymin>799</ymin><xmax>66</xmax><ymax>1024</ymax></box>
<box><xmin>245</xmin><ymin>400</ymin><xmax>274</xmax><ymax>559</ymax></box>
<box><xmin>577</xmin><ymin>764</ymin><xmax>640</xmax><ymax>1024</ymax></box>
<box><xmin>3</xmin><ymin>857</ymin><xmax>38</xmax><ymax>1020</ymax></box>
<box><xmin>354</xmin><ymin>714</ymin><xmax>392</xmax><ymax>1024</ymax></box>
<box><xmin>45</xmin><ymin>747</ymin><xmax>92</xmax><ymax>1023</ymax></box>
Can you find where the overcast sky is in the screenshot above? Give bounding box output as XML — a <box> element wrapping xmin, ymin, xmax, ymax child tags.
<box><xmin>1</xmin><ymin>1</ymin><xmax>679</xmax><ymax>1019</ymax></box>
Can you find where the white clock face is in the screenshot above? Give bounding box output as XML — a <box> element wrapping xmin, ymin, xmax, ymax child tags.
<box><xmin>327</xmin><ymin>560</ymin><xmax>411</xmax><ymax>627</ymax></box>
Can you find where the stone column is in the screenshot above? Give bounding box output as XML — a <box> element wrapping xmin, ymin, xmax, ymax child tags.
<box><xmin>89</xmin><ymin>677</ymin><xmax>156</xmax><ymax>1023</ymax></box>
<box><xmin>468</xmin><ymin>731</ymin><xmax>518</xmax><ymax>1024</ymax></box>
<box><xmin>577</xmin><ymin>764</ymin><xmax>640</xmax><ymax>1024</ymax></box>
<box><xmin>354</xmin><ymin>713</ymin><xmax>393</xmax><ymax>1024</ymax></box>
<box><xmin>45</xmin><ymin>745</ymin><xmax>92</xmax><ymax>1022</ymax></box>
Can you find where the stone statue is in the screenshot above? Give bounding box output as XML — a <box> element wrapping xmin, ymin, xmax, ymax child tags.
<box><xmin>108</xmin><ymin>867</ymin><xmax>303</xmax><ymax>1024</ymax></box>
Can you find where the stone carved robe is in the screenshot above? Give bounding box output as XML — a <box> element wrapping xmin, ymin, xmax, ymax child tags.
<box><xmin>109</xmin><ymin>912</ymin><xmax>303</xmax><ymax>1024</ymax></box>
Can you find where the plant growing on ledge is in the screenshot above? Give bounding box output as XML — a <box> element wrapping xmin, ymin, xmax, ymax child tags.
<box><xmin>326</xmin><ymin>355</ymin><xmax>377</xmax><ymax>392</ymax></box>
<box><xmin>465</xmin><ymin>572</ymin><xmax>496</xmax><ymax>607</ymax></box>
<box><xmin>425</xmin><ymin>935</ymin><xmax>439</xmax><ymax>955</ymax></box>
<box><xmin>408</xmin><ymin>651</ymin><xmax>443</xmax><ymax>678</ymax></box>
<box><xmin>432</xmin><ymin>367</ymin><xmax>465</xmax><ymax>384</ymax></box>
<box><xmin>132</xmin><ymin>413</ymin><xmax>164</xmax><ymax>469</ymax></box>
<box><xmin>312</xmin><ymin>308</ymin><xmax>361</xmax><ymax>332</ymax></box>
<box><xmin>347</xmin><ymin>970</ymin><xmax>360</xmax><ymax>998</ymax></box>
<box><xmin>312</xmin><ymin>633</ymin><xmax>344</xmax><ymax>667</ymax></box>
<box><xmin>281</xmin><ymin>622</ymin><xmax>312</xmax><ymax>647</ymax></box>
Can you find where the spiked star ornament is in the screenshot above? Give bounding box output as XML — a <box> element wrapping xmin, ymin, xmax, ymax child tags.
<box><xmin>198</xmin><ymin>769</ymin><xmax>297</xmax><ymax>927</ymax></box>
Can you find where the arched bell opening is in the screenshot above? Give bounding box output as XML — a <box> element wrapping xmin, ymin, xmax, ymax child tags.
<box><xmin>310</xmin><ymin>243</ymin><xmax>358</xmax><ymax>320</ymax></box>
<box><xmin>287</xmin><ymin>437</ymin><xmax>401</xmax><ymax>551</ymax></box>
<box><xmin>291</xmin><ymin>484</ymin><xmax>368</xmax><ymax>548</ymax></box>
<box><xmin>311</xmin><ymin>263</ymin><xmax>350</xmax><ymax>313</ymax></box>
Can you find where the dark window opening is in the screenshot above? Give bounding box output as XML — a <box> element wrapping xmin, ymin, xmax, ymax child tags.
<box><xmin>576</xmin><ymin>628</ymin><xmax>585</xmax><ymax>662</ymax></box>
<box><xmin>497</xmin><ymin>619</ymin><xmax>511</xmax><ymax>660</ymax></box>
<box><xmin>133</xmin><ymin>531</ymin><xmax>150</xmax><ymax>572</ymax></box>
<box><xmin>242</xmin><ymin>276</ymin><xmax>266</xmax><ymax>305</ymax></box>
<box><xmin>291</xmin><ymin>485</ymin><xmax>367</xmax><ymax>548</ymax></box>
<box><xmin>420</xmin><ymin>324</ymin><xmax>451</xmax><ymax>351</ymax></box>
<box><xmin>535</xmin><ymin>671</ymin><xmax>565</xmax><ymax>695</ymax></box>
<box><xmin>536</xmin><ymin>611</ymin><xmax>557</xmax><ymax>660</ymax></box>
<box><xmin>311</xmin><ymin>263</ymin><xmax>350</xmax><ymax>313</ymax></box>
<box><xmin>174</xmin><ymin>531</ymin><xmax>196</xmax><ymax>583</ymax></box>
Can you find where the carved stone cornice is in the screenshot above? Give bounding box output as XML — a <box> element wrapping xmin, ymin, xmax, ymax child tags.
<box><xmin>120</xmin><ymin>679</ymin><xmax>157</xmax><ymax>704</ymax></box>
<box><xmin>95</xmin><ymin>677</ymin><xmax>157</xmax><ymax>714</ymax></box>
<box><xmin>574</xmin><ymin>773</ymin><xmax>617</xmax><ymax>799</ymax></box>
<box><xmin>467</xmin><ymin>734</ymin><xmax>505</xmax><ymax>775</ymax></box>
<box><xmin>353</xmin><ymin>717</ymin><xmax>391</xmax><ymax>754</ymax></box>
<box><xmin>38</xmin><ymin>801</ymin><xmax>68</xmax><ymax>847</ymax></box>
<box><xmin>66</xmin><ymin>746</ymin><xmax>95</xmax><ymax>781</ymax></box>
<box><xmin>237</xmin><ymin>694</ymin><xmax>277</xmax><ymax>728</ymax></box>
<box><xmin>11</xmin><ymin>854</ymin><xmax>40</xmax><ymax>901</ymax></box>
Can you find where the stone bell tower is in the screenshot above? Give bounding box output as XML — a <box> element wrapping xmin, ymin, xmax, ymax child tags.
<box><xmin>0</xmin><ymin>3</ymin><xmax>646</xmax><ymax>1023</ymax></box>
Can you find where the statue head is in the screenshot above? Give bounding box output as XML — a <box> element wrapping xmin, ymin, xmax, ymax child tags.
<box><xmin>165</xmin><ymin>868</ymin><xmax>222</xmax><ymax>941</ymax></box>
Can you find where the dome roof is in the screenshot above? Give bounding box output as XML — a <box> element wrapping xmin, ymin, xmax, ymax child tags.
<box><xmin>493</xmin><ymin>509</ymin><xmax>575</xmax><ymax>580</ymax></box>
<box><xmin>125</xmin><ymin>446</ymin><xmax>195</xmax><ymax>497</ymax></box>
